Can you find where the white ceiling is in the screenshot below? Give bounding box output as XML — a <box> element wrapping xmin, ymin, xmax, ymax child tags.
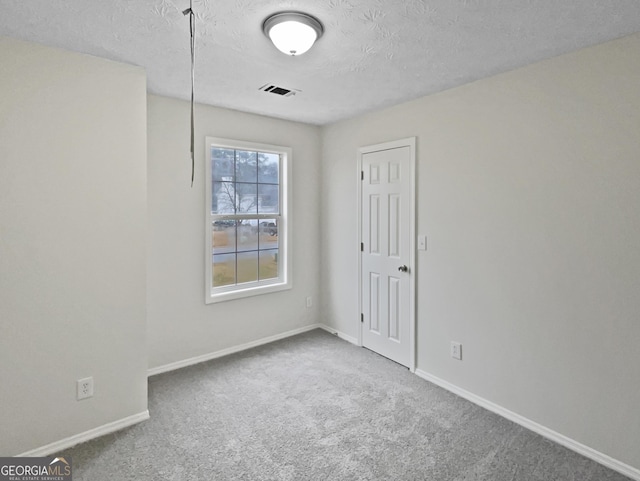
<box><xmin>1</xmin><ymin>0</ymin><xmax>640</xmax><ymax>125</ymax></box>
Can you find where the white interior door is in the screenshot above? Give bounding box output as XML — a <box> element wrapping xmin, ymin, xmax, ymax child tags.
<box><xmin>360</xmin><ymin>139</ymin><xmax>415</xmax><ymax>368</ymax></box>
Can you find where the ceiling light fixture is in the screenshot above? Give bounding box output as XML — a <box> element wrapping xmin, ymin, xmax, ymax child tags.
<box><xmin>262</xmin><ymin>12</ymin><xmax>324</xmax><ymax>56</ymax></box>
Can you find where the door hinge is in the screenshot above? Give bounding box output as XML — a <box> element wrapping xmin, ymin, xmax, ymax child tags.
<box><xmin>361</xmin><ymin>170</ymin><xmax>364</xmax><ymax>180</ymax></box>
<box><xmin>361</xmin><ymin>313</ymin><xmax>364</xmax><ymax>323</ymax></box>
<box><xmin>361</xmin><ymin>242</ymin><xmax>364</xmax><ymax>252</ymax></box>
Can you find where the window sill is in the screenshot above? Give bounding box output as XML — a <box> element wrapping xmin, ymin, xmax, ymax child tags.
<box><xmin>206</xmin><ymin>280</ymin><xmax>291</xmax><ymax>304</ymax></box>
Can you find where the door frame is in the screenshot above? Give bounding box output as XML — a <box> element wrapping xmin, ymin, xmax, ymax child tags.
<box><xmin>357</xmin><ymin>137</ymin><xmax>417</xmax><ymax>372</ymax></box>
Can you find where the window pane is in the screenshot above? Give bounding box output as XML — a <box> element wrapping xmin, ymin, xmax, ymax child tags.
<box><xmin>258</xmin><ymin>218</ymin><xmax>278</xmax><ymax>249</ymax></box>
<box><xmin>212</xmin><ymin>181</ymin><xmax>236</xmax><ymax>214</ymax></box>
<box><xmin>213</xmin><ymin>253</ymin><xmax>236</xmax><ymax>287</ymax></box>
<box><xmin>258</xmin><ymin>153</ymin><xmax>279</xmax><ymax>184</ymax></box>
<box><xmin>237</xmin><ymin>220</ymin><xmax>258</xmax><ymax>253</ymax></box>
<box><xmin>237</xmin><ymin>251</ymin><xmax>258</xmax><ymax>284</ymax></box>
<box><xmin>212</xmin><ymin>220</ymin><xmax>236</xmax><ymax>254</ymax></box>
<box><xmin>235</xmin><ymin>150</ymin><xmax>257</xmax><ymax>183</ymax></box>
<box><xmin>259</xmin><ymin>249</ymin><xmax>279</xmax><ymax>280</ymax></box>
<box><xmin>258</xmin><ymin>184</ymin><xmax>279</xmax><ymax>214</ymax></box>
<box><xmin>236</xmin><ymin>183</ymin><xmax>258</xmax><ymax>214</ymax></box>
<box><xmin>212</xmin><ymin>148</ymin><xmax>235</xmax><ymax>181</ymax></box>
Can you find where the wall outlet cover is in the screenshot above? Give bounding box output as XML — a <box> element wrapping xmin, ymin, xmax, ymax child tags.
<box><xmin>451</xmin><ymin>342</ymin><xmax>462</xmax><ymax>360</ymax></box>
<box><xmin>77</xmin><ymin>377</ymin><xmax>94</xmax><ymax>400</ymax></box>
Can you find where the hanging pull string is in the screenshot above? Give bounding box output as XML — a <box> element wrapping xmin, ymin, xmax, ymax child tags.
<box><xmin>183</xmin><ymin>1</ymin><xmax>196</xmax><ymax>187</ymax></box>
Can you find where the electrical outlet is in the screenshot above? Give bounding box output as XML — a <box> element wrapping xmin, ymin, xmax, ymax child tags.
<box><xmin>306</xmin><ymin>296</ymin><xmax>312</xmax><ymax>308</ymax></box>
<box><xmin>77</xmin><ymin>377</ymin><xmax>94</xmax><ymax>400</ymax></box>
<box><xmin>451</xmin><ymin>342</ymin><xmax>462</xmax><ymax>360</ymax></box>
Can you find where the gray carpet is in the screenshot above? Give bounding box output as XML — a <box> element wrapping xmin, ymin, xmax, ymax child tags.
<box><xmin>61</xmin><ymin>329</ymin><xmax>631</xmax><ymax>480</ymax></box>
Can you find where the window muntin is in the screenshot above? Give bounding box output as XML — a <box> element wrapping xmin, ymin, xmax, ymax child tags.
<box><xmin>205</xmin><ymin>138</ymin><xmax>291</xmax><ymax>303</ymax></box>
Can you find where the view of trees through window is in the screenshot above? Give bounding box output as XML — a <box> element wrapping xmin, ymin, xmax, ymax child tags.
<box><xmin>211</xmin><ymin>147</ymin><xmax>281</xmax><ymax>288</ymax></box>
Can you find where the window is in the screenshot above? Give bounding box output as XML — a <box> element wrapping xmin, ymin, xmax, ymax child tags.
<box><xmin>205</xmin><ymin>137</ymin><xmax>291</xmax><ymax>303</ymax></box>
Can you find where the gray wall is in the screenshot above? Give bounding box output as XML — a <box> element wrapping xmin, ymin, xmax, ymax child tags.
<box><xmin>321</xmin><ymin>33</ymin><xmax>640</xmax><ymax>469</ymax></box>
<box><xmin>0</xmin><ymin>37</ymin><xmax>148</xmax><ymax>455</ymax></box>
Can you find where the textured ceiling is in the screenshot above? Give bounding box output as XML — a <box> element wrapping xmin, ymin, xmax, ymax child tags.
<box><xmin>1</xmin><ymin>0</ymin><xmax>640</xmax><ymax>125</ymax></box>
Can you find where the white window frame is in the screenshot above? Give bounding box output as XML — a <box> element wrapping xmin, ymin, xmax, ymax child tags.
<box><xmin>205</xmin><ymin>137</ymin><xmax>292</xmax><ymax>304</ymax></box>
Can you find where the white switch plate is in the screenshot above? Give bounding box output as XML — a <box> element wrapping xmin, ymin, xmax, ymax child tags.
<box><xmin>418</xmin><ymin>235</ymin><xmax>427</xmax><ymax>251</ymax></box>
<box><xmin>451</xmin><ymin>342</ymin><xmax>462</xmax><ymax>360</ymax></box>
<box><xmin>306</xmin><ymin>296</ymin><xmax>312</xmax><ymax>308</ymax></box>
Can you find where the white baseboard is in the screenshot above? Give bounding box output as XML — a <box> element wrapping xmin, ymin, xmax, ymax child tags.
<box><xmin>148</xmin><ymin>324</ymin><xmax>324</xmax><ymax>377</ymax></box>
<box><xmin>148</xmin><ymin>323</ymin><xmax>360</xmax><ymax>378</ymax></box>
<box><xmin>17</xmin><ymin>410</ymin><xmax>149</xmax><ymax>457</ymax></box>
<box><xmin>414</xmin><ymin>369</ymin><xmax>640</xmax><ymax>481</ymax></box>
<box><xmin>318</xmin><ymin>324</ymin><xmax>359</xmax><ymax>345</ymax></box>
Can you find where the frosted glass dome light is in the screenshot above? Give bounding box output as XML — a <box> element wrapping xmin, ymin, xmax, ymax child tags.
<box><xmin>263</xmin><ymin>12</ymin><xmax>324</xmax><ymax>56</ymax></box>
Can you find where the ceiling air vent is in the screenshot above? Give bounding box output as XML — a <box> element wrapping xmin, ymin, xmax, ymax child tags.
<box><xmin>259</xmin><ymin>84</ymin><xmax>300</xmax><ymax>97</ymax></box>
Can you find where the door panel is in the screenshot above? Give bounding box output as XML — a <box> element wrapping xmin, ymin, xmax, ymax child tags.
<box><xmin>389</xmin><ymin>193</ymin><xmax>401</xmax><ymax>258</ymax></box>
<box><xmin>361</xmin><ymin>144</ymin><xmax>412</xmax><ymax>367</ymax></box>
<box><xmin>369</xmin><ymin>195</ymin><xmax>380</xmax><ymax>254</ymax></box>
<box><xmin>388</xmin><ymin>276</ymin><xmax>400</xmax><ymax>341</ymax></box>
<box><xmin>369</xmin><ymin>272</ymin><xmax>380</xmax><ymax>333</ymax></box>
